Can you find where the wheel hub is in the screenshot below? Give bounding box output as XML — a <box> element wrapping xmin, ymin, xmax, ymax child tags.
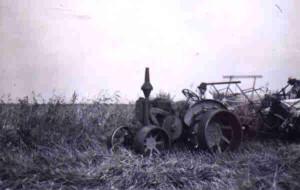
<box><xmin>145</xmin><ymin>136</ymin><xmax>158</xmax><ymax>150</ymax></box>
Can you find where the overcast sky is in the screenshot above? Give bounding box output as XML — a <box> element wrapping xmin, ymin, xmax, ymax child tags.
<box><xmin>0</xmin><ymin>0</ymin><xmax>299</xmax><ymax>102</ymax></box>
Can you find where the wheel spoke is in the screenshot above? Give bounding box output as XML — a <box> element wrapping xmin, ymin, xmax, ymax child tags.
<box><xmin>156</xmin><ymin>140</ymin><xmax>165</xmax><ymax>145</ymax></box>
<box><xmin>221</xmin><ymin>136</ymin><xmax>230</xmax><ymax>144</ymax></box>
<box><xmin>153</xmin><ymin>147</ymin><xmax>161</xmax><ymax>155</ymax></box>
<box><xmin>217</xmin><ymin>144</ymin><xmax>222</xmax><ymax>153</ymax></box>
<box><xmin>222</xmin><ymin>126</ymin><xmax>232</xmax><ymax>130</ymax></box>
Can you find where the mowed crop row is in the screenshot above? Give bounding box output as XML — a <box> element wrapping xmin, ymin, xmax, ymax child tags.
<box><xmin>0</xmin><ymin>96</ymin><xmax>300</xmax><ymax>189</ymax></box>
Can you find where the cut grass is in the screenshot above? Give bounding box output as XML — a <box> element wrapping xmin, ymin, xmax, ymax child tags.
<box><xmin>0</xmin><ymin>96</ymin><xmax>299</xmax><ymax>190</ymax></box>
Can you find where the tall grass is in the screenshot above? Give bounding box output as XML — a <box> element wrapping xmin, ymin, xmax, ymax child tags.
<box><xmin>0</xmin><ymin>94</ymin><xmax>299</xmax><ymax>189</ymax></box>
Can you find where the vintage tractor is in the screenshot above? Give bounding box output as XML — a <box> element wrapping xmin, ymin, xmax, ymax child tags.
<box><xmin>107</xmin><ymin>68</ymin><xmax>243</xmax><ymax>155</ymax></box>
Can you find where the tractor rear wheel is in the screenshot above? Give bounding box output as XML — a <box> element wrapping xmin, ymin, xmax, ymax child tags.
<box><xmin>189</xmin><ymin>110</ymin><xmax>242</xmax><ymax>153</ymax></box>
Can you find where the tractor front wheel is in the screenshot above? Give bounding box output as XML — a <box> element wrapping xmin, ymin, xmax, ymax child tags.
<box><xmin>134</xmin><ymin>125</ymin><xmax>170</xmax><ymax>156</ymax></box>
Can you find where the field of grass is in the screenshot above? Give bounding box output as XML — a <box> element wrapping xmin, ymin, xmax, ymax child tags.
<box><xmin>0</xmin><ymin>95</ymin><xmax>300</xmax><ymax>190</ymax></box>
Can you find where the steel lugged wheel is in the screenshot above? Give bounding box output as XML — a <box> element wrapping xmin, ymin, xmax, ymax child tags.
<box><xmin>191</xmin><ymin>110</ymin><xmax>242</xmax><ymax>153</ymax></box>
<box><xmin>134</xmin><ymin>125</ymin><xmax>170</xmax><ymax>156</ymax></box>
<box><xmin>107</xmin><ymin>126</ymin><xmax>133</xmax><ymax>152</ymax></box>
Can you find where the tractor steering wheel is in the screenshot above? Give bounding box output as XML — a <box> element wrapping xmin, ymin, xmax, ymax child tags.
<box><xmin>182</xmin><ymin>89</ymin><xmax>200</xmax><ymax>102</ymax></box>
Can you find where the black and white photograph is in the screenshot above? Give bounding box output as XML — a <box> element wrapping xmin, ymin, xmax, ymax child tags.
<box><xmin>0</xmin><ymin>0</ymin><xmax>300</xmax><ymax>189</ymax></box>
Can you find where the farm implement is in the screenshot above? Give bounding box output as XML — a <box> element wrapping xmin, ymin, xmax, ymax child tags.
<box><xmin>107</xmin><ymin>68</ymin><xmax>300</xmax><ymax>155</ymax></box>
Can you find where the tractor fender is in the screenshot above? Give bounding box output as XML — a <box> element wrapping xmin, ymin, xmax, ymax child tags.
<box><xmin>184</xmin><ymin>99</ymin><xmax>227</xmax><ymax>126</ymax></box>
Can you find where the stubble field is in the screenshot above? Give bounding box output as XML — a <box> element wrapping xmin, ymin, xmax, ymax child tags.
<box><xmin>0</xmin><ymin>95</ymin><xmax>299</xmax><ymax>190</ymax></box>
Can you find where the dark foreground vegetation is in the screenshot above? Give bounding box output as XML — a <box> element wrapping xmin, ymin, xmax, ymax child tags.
<box><xmin>0</xmin><ymin>95</ymin><xmax>300</xmax><ymax>190</ymax></box>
